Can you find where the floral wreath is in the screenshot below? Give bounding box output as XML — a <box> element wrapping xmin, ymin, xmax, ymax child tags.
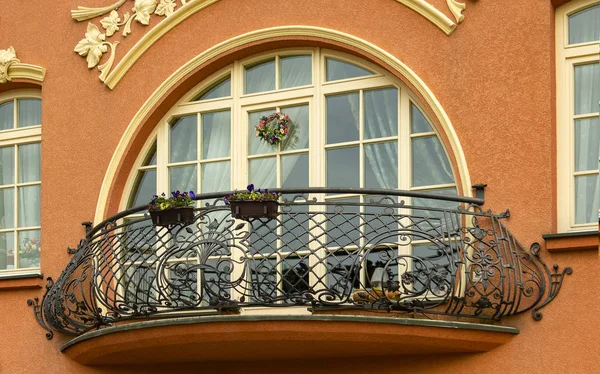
<box><xmin>255</xmin><ymin>112</ymin><xmax>291</xmax><ymax>146</ymax></box>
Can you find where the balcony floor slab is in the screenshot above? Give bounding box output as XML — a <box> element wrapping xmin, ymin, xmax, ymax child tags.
<box><xmin>61</xmin><ymin>314</ymin><xmax>518</xmax><ymax>365</ymax></box>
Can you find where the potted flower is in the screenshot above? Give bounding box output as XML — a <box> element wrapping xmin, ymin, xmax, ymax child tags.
<box><xmin>224</xmin><ymin>184</ymin><xmax>279</xmax><ymax>220</ymax></box>
<box><xmin>19</xmin><ymin>238</ymin><xmax>40</xmax><ymax>268</ymax></box>
<box><xmin>148</xmin><ymin>190</ymin><xmax>196</xmax><ymax>227</ymax></box>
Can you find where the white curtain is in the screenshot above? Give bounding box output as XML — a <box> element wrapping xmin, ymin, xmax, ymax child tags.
<box><xmin>363</xmin><ymin>88</ymin><xmax>398</xmax><ymax>189</ymax></box>
<box><xmin>0</xmin><ymin>102</ymin><xmax>13</xmax><ymax>131</ymax></box>
<box><xmin>201</xmin><ymin>111</ymin><xmax>231</xmax><ymax>194</ymax></box>
<box><xmin>574</xmin><ymin>64</ymin><xmax>600</xmax><ymax>223</ymax></box>
<box><xmin>569</xmin><ymin>5</ymin><xmax>600</xmax><ymax>44</ymax></box>
<box><xmin>170</xmin><ymin>116</ymin><xmax>197</xmax><ymax>163</ymax></box>
<box><xmin>280</xmin><ymin>56</ymin><xmax>311</xmax><ymax>89</ymax></box>
<box><xmin>18</xmin><ymin>99</ymin><xmax>41</xmax><ymax>128</ymax></box>
<box><xmin>245</xmin><ymin>60</ymin><xmax>275</xmax><ymax>94</ymax></box>
<box><xmin>18</xmin><ymin>143</ymin><xmax>40</xmax><ymax>228</ymax></box>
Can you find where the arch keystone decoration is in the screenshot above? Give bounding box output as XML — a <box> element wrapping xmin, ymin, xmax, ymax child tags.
<box><xmin>70</xmin><ymin>0</ymin><xmax>470</xmax><ymax>88</ymax></box>
<box><xmin>0</xmin><ymin>47</ymin><xmax>46</xmax><ymax>84</ymax></box>
<box><xmin>93</xmin><ymin>26</ymin><xmax>473</xmax><ymax>224</ymax></box>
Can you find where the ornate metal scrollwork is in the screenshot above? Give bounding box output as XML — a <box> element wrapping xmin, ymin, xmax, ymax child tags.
<box><xmin>30</xmin><ymin>188</ymin><xmax>572</xmax><ymax>339</ymax></box>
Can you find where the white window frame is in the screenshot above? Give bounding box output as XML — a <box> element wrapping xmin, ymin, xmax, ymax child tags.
<box><xmin>556</xmin><ymin>0</ymin><xmax>600</xmax><ymax>232</ymax></box>
<box><xmin>0</xmin><ymin>88</ymin><xmax>42</xmax><ymax>277</ymax></box>
<box><xmin>122</xmin><ymin>48</ymin><xmax>462</xmax><ymax>308</ymax></box>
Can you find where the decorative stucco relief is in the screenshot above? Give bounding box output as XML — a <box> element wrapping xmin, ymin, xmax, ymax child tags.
<box><xmin>0</xmin><ymin>47</ymin><xmax>20</xmax><ymax>84</ymax></box>
<box><xmin>72</xmin><ymin>0</ymin><xmax>468</xmax><ymax>87</ymax></box>
<box><xmin>72</xmin><ymin>0</ymin><xmax>188</xmax><ymax>82</ymax></box>
<box><xmin>0</xmin><ymin>47</ymin><xmax>46</xmax><ymax>84</ymax></box>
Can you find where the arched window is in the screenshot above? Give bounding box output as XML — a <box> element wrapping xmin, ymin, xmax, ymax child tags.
<box><xmin>0</xmin><ymin>89</ymin><xmax>42</xmax><ymax>274</ymax></box>
<box><xmin>126</xmin><ymin>49</ymin><xmax>458</xmax><ymax>210</ymax></box>
<box><xmin>556</xmin><ymin>1</ymin><xmax>600</xmax><ymax>231</ymax></box>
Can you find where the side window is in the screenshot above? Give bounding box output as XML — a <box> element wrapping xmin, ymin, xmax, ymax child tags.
<box><xmin>557</xmin><ymin>1</ymin><xmax>600</xmax><ymax>231</ymax></box>
<box><xmin>0</xmin><ymin>90</ymin><xmax>41</xmax><ymax>273</ymax></box>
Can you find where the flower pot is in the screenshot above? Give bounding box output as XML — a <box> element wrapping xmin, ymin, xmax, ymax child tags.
<box><xmin>229</xmin><ymin>200</ymin><xmax>279</xmax><ymax>220</ymax></box>
<box><xmin>149</xmin><ymin>207</ymin><xmax>195</xmax><ymax>227</ymax></box>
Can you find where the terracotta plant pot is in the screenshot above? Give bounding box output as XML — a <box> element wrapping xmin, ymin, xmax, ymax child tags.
<box><xmin>149</xmin><ymin>207</ymin><xmax>195</xmax><ymax>227</ymax></box>
<box><xmin>229</xmin><ymin>200</ymin><xmax>279</xmax><ymax>220</ymax></box>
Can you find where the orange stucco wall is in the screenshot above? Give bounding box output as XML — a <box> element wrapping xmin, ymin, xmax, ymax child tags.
<box><xmin>0</xmin><ymin>0</ymin><xmax>597</xmax><ymax>373</ymax></box>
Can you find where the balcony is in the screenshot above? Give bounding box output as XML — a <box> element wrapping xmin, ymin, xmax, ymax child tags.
<box><xmin>30</xmin><ymin>188</ymin><xmax>571</xmax><ymax>364</ymax></box>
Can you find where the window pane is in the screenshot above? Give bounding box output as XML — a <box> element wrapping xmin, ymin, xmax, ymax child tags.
<box><xmin>128</xmin><ymin>169</ymin><xmax>156</xmax><ymax>208</ymax></box>
<box><xmin>18</xmin><ymin>143</ymin><xmax>40</xmax><ymax>183</ymax></box>
<box><xmin>202</xmin><ymin>161</ymin><xmax>230</xmax><ymax>193</ymax></box>
<box><xmin>280</xmin><ymin>55</ymin><xmax>312</xmax><ymax>89</ymax></box>
<box><xmin>412</xmin><ymin>188</ymin><xmax>460</xmax><ymax>236</ymax></box>
<box><xmin>0</xmin><ymin>101</ymin><xmax>14</xmax><ymax>131</ymax></box>
<box><xmin>18</xmin><ymin>230</ymin><xmax>40</xmax><ymax>269</ymax></box>
<box><xmin>364</xmin><ymin>195</ymin><xmax>399</xmax><ymax>244</ymax></box>
<box><xmin>575</xmin><ymin>117</ymin><xmax>600</xmax><ymax>172</ymax></box>
<box><xmin>326</xmin><ymin>198</ymin><xmax>360</xmax><ymax>248</ymax></box>
<box><xmin>18</xmin><ymin>185</ymin><xmax>40</xmax><ymax>227</ymax></box>
<box><xmin>202</xmin><ymin>111</ymin><xmax>231</xmax><ymax>159</ymax></box>
<box><xmin>17</xmin><ymin>99</ymin><xmax>41</xmax><ymax>128</ymax></box>
<box><xmin>364</xmin><ymin>88</ymin><xmax>398</xmax><ymax>139</ymax></box>
<box><xmin>194</xmin><ymin>76</ymin><xmax>231</xmax><ymax>101</ymax></box>
<box><xmin>249</xmin><ymin>109</ymin><xmax>275</xmax><ymax>156</ymax></box>
<box><xmin>245</xmin><ymin>59</ymin><xmax>275</xmax><ymax>94</ymax></box>
<box><xmin>411</xmin><ymin>104</ymin><xmax>433</xmax><ymax>133</ymax></box>
<box><xmin>281</xmin><ymin>104</ymin><xmax>309</xmax><ymax>151</ymax></box>
<box><xmin>169</xmin><ymin>165</ymin><xmax>197</xmax><ymax>193</ymax></box>
<box><xmin>170</xmin><ymin>116</ymin><xmax>197</xmax><ymax>163</ymax></box>
<box><xmin>575</xmin><ymin>174</ymin><xmax>600</xmax><ymax>224</ymax></box>
<box><xmin>327</xmin><ymin>93</ymin><xmax>359</xmax><ymax>144</ymax></box>
<box><xmin>326</xmin><ymin>58</ymin><xmax>373</xmax><ymax>81</ymax></box>
<box><xmin>282</xmin><ymin>153</ymin><xmax>308</xmax><ymax>188</ymax></box>
<box><xmin>574</xmin><ymin>63</ymin><xmax>599</xmax><ymax>115</ymax></box>
<box><xmin>0</xmin><ymin>147</ymin><xmax>14</xmax><ymax>185</ymax></box>
<box><xmin>249</xmin><ymin>157</ymin><xmax>277</xmax><ymax>189</ymax></box>
<box><xmin>249</xmin><ymin>258</ymin><xmax>278</xmax><ymax>301</ymax></box>
<box><xmin>569</xmin><ymin>4</ymin><xmax>600</xmax><ymax>45</ymax></box>
<box><xmin>327</xmin><ymin>147</ymin><xmax>359</xmax><ymax>188</ymax></box>
<box><xmin>0</xmin><ymin>188</ymin><xmax>14</xmax><ymax>229</ymax></box>
<box><xmin>142</xmin><ymin>141</ymin><xmax>157</xmax><ymax>166</ymax></box>
<box><xmin>412</xmin><ymin>136</ymin><xmax>454</xmax><ymax>187</ymax></box>
<box><xmin>365</xmin><ymin>142</ymin><xmax>398</xmax><ymax>189</ymax></box>
<box><xmin>0</xmin><ymin>232</ymin><xmax>14</xmax><ymax>270</ymax></box>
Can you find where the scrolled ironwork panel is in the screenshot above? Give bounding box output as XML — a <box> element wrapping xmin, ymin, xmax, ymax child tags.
<box><xmin>30</xmin><ymin>188</ymin><xmax>572</xmax><ymax>338</ymax></box>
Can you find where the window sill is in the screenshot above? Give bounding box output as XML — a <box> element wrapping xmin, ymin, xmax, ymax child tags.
<box><xmin>0</xmin><ymin>271</ymin><xmax>43</xmax><ymax>290</ymax></box>
<box><xmin>542</xmin><ymin>231</ymin><xmax>598</xmax><ymax>253</ymax></box>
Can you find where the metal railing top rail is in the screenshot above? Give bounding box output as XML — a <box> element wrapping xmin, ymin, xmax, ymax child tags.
<box><xmin>88</xmin><ymin>187</ymin><xmax>484</xmax><ymax>239</ymax></box>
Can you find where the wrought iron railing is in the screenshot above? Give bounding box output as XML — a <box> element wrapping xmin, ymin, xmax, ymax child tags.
<box><xmin>29</xmin><ymin>188</ymin><xmax>571</xmax><ymax>339</ymax></box>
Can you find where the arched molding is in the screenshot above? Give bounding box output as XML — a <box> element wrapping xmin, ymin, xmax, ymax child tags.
<box><xmin>0</xmin><ymin>47</ymin><xmax>46</xmax><ymax>84</ymax></box>
<box><xmin>93</xmin><ymin>26</ymin><xmax>473</xmax><ymax>224</ymax></box>
<box><xmin>71</xmin><ymin>0</ymin><xmax>468</xmax><ymax>88</ymax></box>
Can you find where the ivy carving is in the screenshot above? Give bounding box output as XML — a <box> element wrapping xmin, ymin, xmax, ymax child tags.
<box><xmin>72</xmin><ymin>0</ymin><xmax>188</xmax><ymax>82</ymax></box>
<box><xmin>72</xmin><ymin>0</ymin><xmax>468</xmax><ymax>84</ymax></box>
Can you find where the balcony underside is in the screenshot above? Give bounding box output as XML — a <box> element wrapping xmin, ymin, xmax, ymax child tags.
<box><xmin>61</xmin><ymin>315</ymin><xmax>518</xmax><ymax>366</ymax></box>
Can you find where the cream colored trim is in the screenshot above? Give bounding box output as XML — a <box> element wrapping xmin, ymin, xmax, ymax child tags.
<box><xmin>0</xmin><ymin>47</ymin><xmax>46</xmax><ymax>84</ymax></box>
<box><xmin>103</xmin><ymin>0</ymin><xmax>220</xmax><ymax>88</ymax></box>
<box><xmin>94</xmin><ymin>27</ymin><xmax>473</xmax><ymax>224</ymax></box>
<box><xmin>393</xmin><ymin>0</ymin><xmax>456</xmax><ymax>35</ymax></box>
<box><xmin>100</xmin><ymin>0</ymin><xmax>466</xmax><ymax>88</ymax></box>
<box><xmin>6</xmin><ymin>64</ymin><xmax>46</xmax><ymax>83</ymax></box>
<box><xmin>556</xmin><ymin>0</ymin><xmax>600</xmax><ymax>232</ymax></box>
